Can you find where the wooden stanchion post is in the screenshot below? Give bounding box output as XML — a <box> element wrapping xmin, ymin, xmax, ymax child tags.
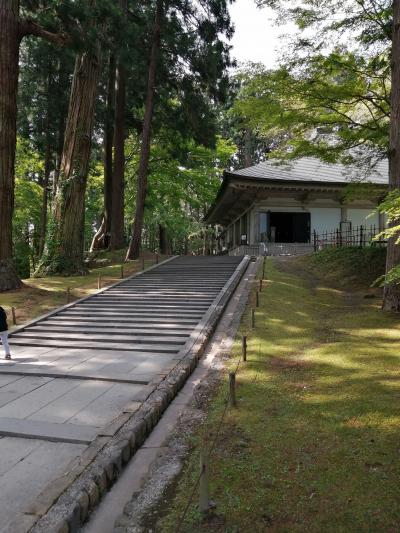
<box><xmin>251</xmin><ymin>308</ymin><xmax>255</xmax><ymax>329</ymax></box>
<box><xmin>229</xmin><ymin>372</ymin><xmax>237</xmax><ymax>407</ymax></box>
<box><xmin>11</xmin><ymin>307</ymin><xmax>16</xmax><ymax>326</ymax></box>
<box><xmin>141</xmin><ymin>257</ymin><xmax>145</xmax><ymax>271</ymax></box>
<box><xmin>256</xmin><ymin>291</ymin><xmax>259</xmax><ymax>308</ymax></box>
<box><xmin>121</xmin><ymin>265</ymin><xmax>124</xmax><ymax>279</ymax></box>
<box><xmin>259</xmin><ymin>279</ymin><xmax>263</xmax><ymax>292</ymax></box>
<box><xmin>199</xmin><ymin>449</ymin><xmax>210</xmax><ymax>513</ymax></box>
<box><xmin>262</xmin><ymin>257</ymin><xmax>266</xmax><ymax>279</ymax></box>
<box><xmin>98</xmin><ymin>274</ymin><xmax>101</xmax><ymax>290</ymax></box>
<box><xmin>242</xmin><ymin>335</ymin><xmax>247</xmax><ymax>361</ymax></box>
<box><xmin>155</xmin><ymin>253</ymin><xmax>159</xmax><ymax>264</ymax></box>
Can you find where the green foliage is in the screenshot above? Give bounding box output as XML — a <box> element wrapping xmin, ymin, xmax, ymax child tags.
<box><xmin>13</xmin><ymin>139</ymin><xmax>44</xmax><ymax>277</ymax></box>
<box><xmin>232</xmin><ymin>54</ymin><xmax>389</xmax><ymax>168</ymax></box>
<box><xmin>231</xmin><ymin>0</ymin><xmax>391</xmax><ymax>169</ymax></box>
<box><xmin>85</xmin><ymin>163</ymin><xmax>104</xmax><ymax>248</ymax></box>
<box><xmin>36</xmin><ymin>215</ymin><xmax>64</xmax><ymax>275</ymax></box>
<box><xmin>124</xmin><ymin>133</ymin><xmax>236</xmax><ymax>253</ymax></box>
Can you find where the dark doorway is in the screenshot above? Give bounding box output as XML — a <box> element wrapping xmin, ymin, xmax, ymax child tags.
<box><xmin>269</xmin><ymin>212</ymin><xmax>310</xmax><ymax>243</ymax></box>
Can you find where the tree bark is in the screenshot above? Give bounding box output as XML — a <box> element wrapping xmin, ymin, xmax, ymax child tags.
<box><xmin>126</xmin><ymin>0</ymin><xmax>163</xmax><ymax>260</ymax></box>
<box><xmin>159</xmin><ymin>224</ymin><xmax>168</xmax><ymax>254</ymax></box>
<box><xmin>38</xmin><ymin>69</ymin><xmax>53</xmax><ymax>257</ymax></box>
<box><xmin>91</xmin><ymin>53</ymin><xmax>115</xmax><ymax>252</ymax></box>
<box><xmin>0</xmin><ymin>1</ymin><xmax>21</xmax><ymax>290</ymax></box>
<box><xmin>90</xmin><ymin>215</ymin><xmax>106</xmax><ymax>252</ymax></box>
<box><xmin>38</xmin><ymin>140</ymin><xmax>51</xmax><ymax>257</ymax></box>
<box><xmin>37</xmin><ymin>45</ymin><xmax>102</xmax><ymax>275</ymax></box>
<box><xmin>244</xmin><ymin>127</ymin><xmax>252</xmax><ymax>167</ymax></box>
<box><xmin>111</xmin><ymin>45</ymin><xmax>126</xmax><ymax>250</ymax></box>
<box><xmin>383</xmin><ymin>0</ymin><xmax>400</xmax><ymax>310</ymax></box>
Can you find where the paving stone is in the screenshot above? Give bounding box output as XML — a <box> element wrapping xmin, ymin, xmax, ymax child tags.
<box><xmin>3</xmin><ymin>255</ymin><xmax>245</xmax><ymax>531</ymax></box>
<box><xmin>0</xmin><ymin>417</ymin><xmax>98</xmax><ymax>444</ymax></box>
<box><xmin>0</xmin><ymin>438</ymin><xmax>86</xmax><ymax>531</ymax></box>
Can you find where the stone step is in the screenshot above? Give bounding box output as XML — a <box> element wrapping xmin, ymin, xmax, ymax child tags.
<box><xmin>16</xmin><ymin>330</ymin><xmax>188</xmax><ymax>344</ymax></box>
<box><xmin>63</xmin><ymin>309</ymin><xmax>204</xmax><ymax>317</ymax></box>
<box><xmin>61</xmin><ymin>314</ymin><xmax>203</xmax><ymax>322</ymax></box>
<box><xmin>0</xmin><ymin>417</ymin><xmax>98</xmax><ymax>445</ymax></box>
<box><xmin>92</xmin><ymin>295</ymin><xmax>216</xmax><ymax>301</ymax></box>
<box><xmin>44</xmin><ymin>318</ymin><xmax>196</xmax><ymax>327</ymax></box>
<box><xmin>33</xmin><ymin>324</ymin><xmax>191</xmax><ymax>336</ymax></box>
<box><xmin>0</xmin><ymin>366</ymin><xmax>153</xmax><ymax>385</ymax></box>
<box><xmin>8</xmin><ymin>338</ymin><xmax>182</xmax><ymax>353</ymax></box>
<box><xmin>78</xmin><ymin>300</ymin><xmax>212</xmax><ymax>307</ymax></box>
<box><xmin>11</xmin><ymin>331</ymin><xmax>186</xmax><ymax>347</ymax></box>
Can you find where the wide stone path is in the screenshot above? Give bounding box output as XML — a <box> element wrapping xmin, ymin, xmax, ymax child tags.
<box><xmin>0</xmin><ymin>256</ymin><xmax>243</xmax><ymax>531</ymax></box>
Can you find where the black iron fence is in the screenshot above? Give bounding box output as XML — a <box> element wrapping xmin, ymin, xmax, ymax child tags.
<box><xmin>313</xmin><ymin>224</ymin><xmax>386</xmax><ymax>251</ymax></box>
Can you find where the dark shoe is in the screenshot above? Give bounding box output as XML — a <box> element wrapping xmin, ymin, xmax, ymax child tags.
<box><xmin>5</xmin><ymin>354</ymin><xmax>11</xmax><ymax>360</ymax></box>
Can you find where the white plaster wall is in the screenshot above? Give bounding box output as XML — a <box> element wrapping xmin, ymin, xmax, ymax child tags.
<box><xmin>347</xmin><ymin>208</ymin><xmax>379</xmax><ymax>229</ymax></box>
<box><xmin>247</xmin><ymin>205</ymin><xmax>380</xmax><ymax>243</ymax></box>
<box><xmin>309</xmin><ymin>208</ymin><xmax>341</xmax><ymax>234</ymax></box>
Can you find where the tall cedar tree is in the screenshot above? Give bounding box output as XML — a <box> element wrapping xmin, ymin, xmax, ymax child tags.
<box><xmin>18</xmin><ymin>40</ymin><xmax>73</xmax><ymax>258</ymax></box>
<box><xmin>111</xmin><ymin>0</ymin><xmax>128</xmax><ymax>250</ymax></box>
<box><xmin>0</xmin><ymin>1</ymin><xmax>68</xmax><ymax>290</ymax></box>
<box><xmin>90</xmin><ymin>51</ymin><xmax>115</xmax><ymax>252</ymax></box>
<box><xmin>126</xmin><ymin>0</ymin><xmax>163</xmax><ymax>260</ymax></box>
<box><xmin>126</xmin><ymin>0</ymin><xmax>233</xmax><ymax>259</ymax></box>
<box><xmin>383</xmin><ymin>0</ymin><xmax>400</xmax><ymax>310</ymax></box>
<box><xmin>86</xmin><ymin>0</ymin><xmax>128</xmax><ymax>253</ymax></box>
<box><xmin>37</xmin><ymin>42</ymin><xmax>102</xmax><ymax>275</ymax></box>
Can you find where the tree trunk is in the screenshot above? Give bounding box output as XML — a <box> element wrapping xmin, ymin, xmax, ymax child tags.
<box><xmin>244</xmin><ymin>127</ymin><xmax>252</xmax><ymax>167</ymax></box>
<box><xmin>126</xmin><ymin>0</ymin><xmax>163</xmax><ymax>260</ymax></box>
<box><xmin>52</xmin><ymin>60</ymin><xmax>68</xmax><ymax>203</ymax></box>
<box><xmin>38</xmin><ymin>141</ymin><xmax>51</xmax><ymax>257</ymax></box>
<box><xmin>38</xmin><ymin>70</ymin><xmax>52</xmax><ymax>258</ymax></box>
<box><xmin>37</xmin><ymin>46</ymin><xmax>102</xmax><ymax>275</ymax></box>
<box><xmin>111</xmin><ymin>42</ymin><xmax>126</xmax><ymax>250</ymax></box>
<box><xmin>92</xmin><ymin>53</ymin><xmax>115</xmax><ymax>252</ymax></box>
<box><xmin>383</xmin><ymin>0</ymin><xmax>400</xmax><ymax>310</ymax></box>
<box><xmin>0</xmin><ymin>1</ymin><xmax>21</xmax><ymax>290</ymax></box>
<box><xmin>90</xmin><ymin>215</ymin><xmax>106</xmax><ymax>252</ymax></box>
<box><xmin>0</xmin><ymin>5</ymin><xmax>68</xmax><ymax>288</ymax></box>
<box><xmin>159</xmin><ymin>224</ymin><xmax>168</xmax><ymax>254</ymax></box>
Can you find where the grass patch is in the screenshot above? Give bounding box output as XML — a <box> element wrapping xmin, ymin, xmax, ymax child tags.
<box><xmin>0</xmin><ymin>250</ymin><xmax>166</xmax><ymax>328</ymax></box>
<box><xmin>158</xmin><ymin>258</ymin><xmax>400</xmax><ymax>532</ymax></box>
<box><xmin>296</xmin><ymin>247</ymin><xmax>386</xmax><ymax>289</ymax></box>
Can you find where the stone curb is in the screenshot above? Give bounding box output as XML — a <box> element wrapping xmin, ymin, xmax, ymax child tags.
<box><xmin>113</xmin><ymin>257</ymin><xmax>262</xmax><ymax>532</ymax></box>
<box><xmin>28</xmin><ymin>256</ymin><xmax>250</xmax><ymax>533</ymax></box>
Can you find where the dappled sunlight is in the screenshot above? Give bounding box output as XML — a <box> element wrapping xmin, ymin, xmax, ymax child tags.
<box><xmin>341</xmin><ymin>326</ymin><xmax>400</xmax><ymax>340</ymax></box>
<box><xmin>214</xmin><ymin>258</ymin><xmax>400</xmax><ymax>530</ymax></box>
<box><xmin>315</xmin><ymin>286</ymin><xmax>343</xmax><ymax>296</ymax></box>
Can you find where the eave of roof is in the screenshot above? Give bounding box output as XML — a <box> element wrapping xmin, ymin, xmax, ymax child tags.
<box><xmin>204</xmin><ymin>158</ymin><xmax>388</xmax><ymax>225</ymax></box>
<box><xmin>228</xmin><ymin>157</ymin><xmax>389</xmax><ymax>185</ymax></box>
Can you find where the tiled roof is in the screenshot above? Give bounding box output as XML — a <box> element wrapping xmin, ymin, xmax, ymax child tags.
<box><xmin>229</xmin><ymin>157</ymin><xmax>388</xmax><ymax>185</ymax></box>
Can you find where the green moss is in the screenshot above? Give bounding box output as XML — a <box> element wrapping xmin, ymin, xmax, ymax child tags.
<box><xmin>297</xmin><ymin>247</ymin><xmax>386</xmax><ymax>289</ymax></box>
<box><xmin>158</xmin><ymin>258</ymin><xmax>400</xmax><ymax>532</ymax></box>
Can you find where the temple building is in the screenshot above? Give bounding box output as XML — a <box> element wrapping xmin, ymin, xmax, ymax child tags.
<box><xmin>205</xmin><ymin>157</ymin><xmax>388</xmax><ymax>255</ymax></box>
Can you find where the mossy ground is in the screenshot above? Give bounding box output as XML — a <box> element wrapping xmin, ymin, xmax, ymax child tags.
<box><xmin>0</xmin><ymin>250</ymin><xmax>164</xmax><ymax>328</ymax></box>
<box><xmin>296</xmin><ymin>246</ymin><xmax>386</xmax><ymax>289</ymax></box>
<box><xmin>158</xmin><ymin>254</ymin><xmax>400</xmax><ymax>533</ymax></box>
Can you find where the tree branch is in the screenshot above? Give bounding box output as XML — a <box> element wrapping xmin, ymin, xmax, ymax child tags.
<box><xmin>19</xmin><ymin>19</ymin><xmax>71</xmax><ymax>46</ymax></box>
